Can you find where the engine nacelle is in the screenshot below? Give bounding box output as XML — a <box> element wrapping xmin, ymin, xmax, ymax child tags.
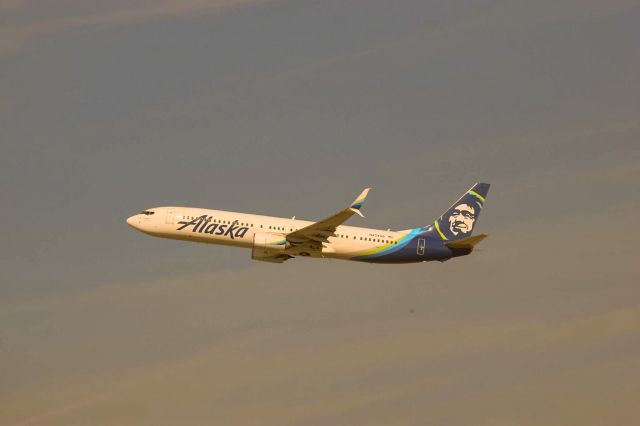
<box><xmin>252</xmin><ymin>233</ymin><xmax>291</xmax><ymax>263</ymax></box>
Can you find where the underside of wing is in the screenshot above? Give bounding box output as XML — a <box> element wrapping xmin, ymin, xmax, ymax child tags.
<box><xmin>260</xmin><ymin>253</ymin><xmax>295</xmax><ymax>263</ymax></box>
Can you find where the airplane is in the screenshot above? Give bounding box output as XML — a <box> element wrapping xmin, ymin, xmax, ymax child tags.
<box><xmin>126</xmin><ymin>183</ymin><xmax>490</xmax><ymax>264</ymax></box>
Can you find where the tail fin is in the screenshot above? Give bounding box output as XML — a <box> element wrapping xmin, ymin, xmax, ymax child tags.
<box><xmin>430</xmin><ymin>183</ymin><xmax>490</xmax><ymax>241</ymax></box>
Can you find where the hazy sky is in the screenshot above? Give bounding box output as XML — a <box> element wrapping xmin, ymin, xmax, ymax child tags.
<box><xmin>1</xmin><ymin>1</ymin><xmax>639</xmax><ymax>424</ymax></box>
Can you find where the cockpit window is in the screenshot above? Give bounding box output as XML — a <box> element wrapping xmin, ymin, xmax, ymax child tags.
<box><xmin>140</xmin><ymin>210</ymin><xmax>155</xmax><ymax>215</ymax></box>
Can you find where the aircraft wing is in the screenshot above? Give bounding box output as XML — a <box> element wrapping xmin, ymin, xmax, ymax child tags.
<box><xmin>286</xmin><ymin>188</ymin><xmax>371</xmax><ymax>247</ymax></box>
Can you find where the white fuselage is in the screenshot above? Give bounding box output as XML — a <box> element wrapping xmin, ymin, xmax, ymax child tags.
<box><xmin>127</xmin><ymin>206</ymin><xmax>406</xmax><ymax>261</ymax></box>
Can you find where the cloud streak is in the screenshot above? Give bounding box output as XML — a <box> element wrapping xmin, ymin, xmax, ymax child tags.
<box><xmin>0</xmin><ymin>0</ymin><xmax>267</xmax><ymax>56</ymax></box>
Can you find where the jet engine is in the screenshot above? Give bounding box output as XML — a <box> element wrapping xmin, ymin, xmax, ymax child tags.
<box><xmin>252</xmin><ymin>233</ymin><xmax>292</xmax><ymax>263</ymax></box>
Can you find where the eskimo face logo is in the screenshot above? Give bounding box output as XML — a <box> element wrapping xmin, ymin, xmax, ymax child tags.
<box><xmin>448</xmin><ymin>203</ymin><xmax>475</xmax><ymax>236</ymax></box>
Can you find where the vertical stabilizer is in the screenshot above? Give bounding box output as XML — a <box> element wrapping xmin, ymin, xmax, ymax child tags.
<box><xmin>430</xmin><ymin>183</ymin><xmax>490</xmax><ymax>241</ymax></box>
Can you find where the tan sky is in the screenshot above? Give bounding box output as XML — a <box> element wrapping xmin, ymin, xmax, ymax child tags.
<box><xmin>2</xmin><ymin>154</ymin><xmax>639</xmax><ymax>424</ymax></box>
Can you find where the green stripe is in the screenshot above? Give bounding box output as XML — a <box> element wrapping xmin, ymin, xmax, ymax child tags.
<box><xmin>434</xmin><ymin>221</ymin><xmax>447</xmax><ymax>240</ymax></box>
<box><xmin>469</xmin><ymin>190</ymin><xmax>485</xmax><ymax>203</ymax></box>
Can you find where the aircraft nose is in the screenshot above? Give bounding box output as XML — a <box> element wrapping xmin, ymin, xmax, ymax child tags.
<box><xmin>126</xmin><ymin>215</ymin><xmax>139</xmax><ymax>229</ymax></box>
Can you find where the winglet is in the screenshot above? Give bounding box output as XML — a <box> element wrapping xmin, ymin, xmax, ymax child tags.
<box><xmin>350</xmin><ymin>187</ymin><xmax>371</xmax><ymax>211</ymax></box>
<box><xmin>350</xmin><ymin>207</ymin><xmax>365</xmax><ymax>218</ymax></box>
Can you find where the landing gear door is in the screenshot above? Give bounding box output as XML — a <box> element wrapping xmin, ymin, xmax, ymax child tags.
<box><xmin>417</xmin><ymin>238</ymin><xmax>426</xmax><ymax>256</ymax></box>
<box><xmin>165</xmin><ymin>209</ymin><xmax>175</xmax><ymax>224</ymax></box>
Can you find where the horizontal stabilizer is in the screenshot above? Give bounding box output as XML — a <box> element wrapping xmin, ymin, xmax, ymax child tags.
<box><xmin>445</xmin><ymin>234</ymin><xmax>488</xmax><ymax>249</ymax></box>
